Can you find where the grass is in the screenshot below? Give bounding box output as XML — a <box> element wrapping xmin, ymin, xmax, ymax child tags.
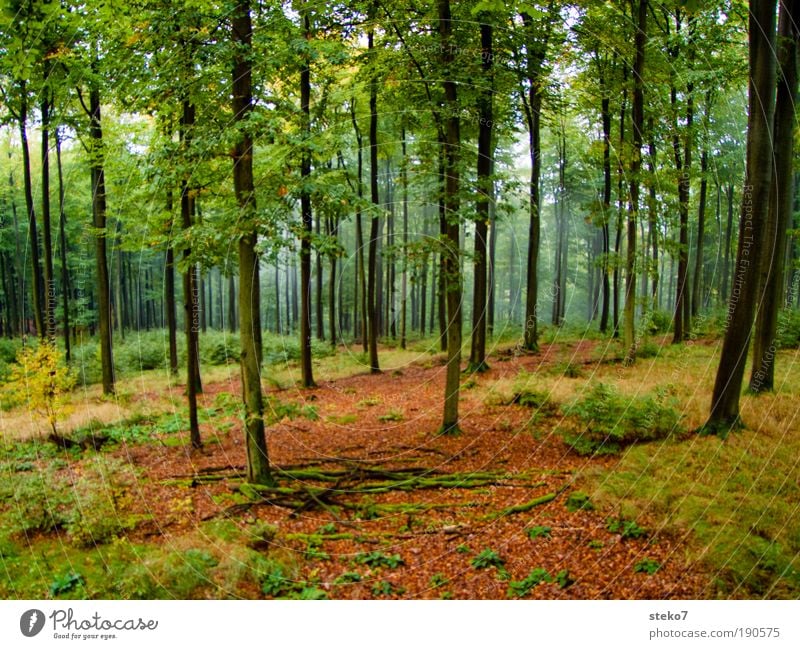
<box><xmin>579</xmin><ymin>346</ymin><xmax>800</xmax><ymax>597</ymax></box>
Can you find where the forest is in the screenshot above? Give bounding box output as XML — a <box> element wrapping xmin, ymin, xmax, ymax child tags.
<box><xmin>0</xmin><ymin>0</ymin><xmax>798</xmax><ymax>601</ymax></box>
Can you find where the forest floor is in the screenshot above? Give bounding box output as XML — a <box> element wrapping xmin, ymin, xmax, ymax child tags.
<box><xmin>1</xmin><ymin>330</ymin><xmax>798</xmax><ymax>599</ymax></box>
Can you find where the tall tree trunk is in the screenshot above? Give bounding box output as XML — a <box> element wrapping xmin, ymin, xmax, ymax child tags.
<box><xmin>351</xmin><ymin>102</ymin><xmax>368</xmax><ymax>352</ymax></box>
<box><xmin>647</xmin><ymin>123</ymin><xmax>659</xmax><ymax>309</ymax></box>
<box><xmin>599</xmin><ymin>73</ymin><xmax>612</xmax><ymax>334</ymax></box>
<box><xmin>315</xmin><ymin>211</ymin><xmax>324</xmax><ymax>341</ymax></box>
<box><xmin>164</xmin><ymin>188</ymin><xmax>178</xmax><ymax>375</ymax></box>
<box><xmin>40</xmin><ymin>85</ymin><xmax>56</xmax><ymax>342</ymax></box>
<box><xmin>624</xmin><ymin>0</ymin><xmax>646</xmax><ymax>363</ymax></box>
<box><xmin>232</xmin><ymin>0</ymin><xmax>273</xmax><ymax>484</ymax></box>
<box><xmin>672</xmin><ymin>12</ymin><xmax>694</xmax><ymax>343</ymax></box>
<box><xmin>55</xmin><ymin>129</ymin><xmax>70</xmax><ymax>361</ymax></box>
<box><xmin>89</xmin><ymin>85</ymin><xmax>115</xmax><ymax>394</ymax></box>
<box><xmin>692</xmin><ymin>145</ymin><xmax>709</xmax><ymax>318</ymax></box>
<box><xmin>706</xmin><ymin>0</ymin><xmax>777</xmax><ymax>432</ymax></box>
<box><xmin>180</xmin><ymin>99</ymin><xmax>201</xmax><ymax>449</ymax></box>
<box><xmin>299</xmin><ymin>6</ymin><xmax>315</xmax><ymax>388</ymax></box>
<box><xmin>328</xmin><ymin>215</ymin><xmax>338</xmax><ymax>348</ymax></box>
<box><xmin>400</xmin><ymin>128</ymin><xmax>409</xmax><ymax>349</ymax></box>
<box><xmin>469</xmin><ymin>20</ymin><xmax>493</xmax><ymax>372</ymax></box>
<box><xmin>750</xmin><ymin>0</ymin><xmax>798</xmax><ymax>392</ymax></box>
<box><xmin>19</xmin><ymin>85</ymin><xmax>45</xmax><ymax>338</ymax></box>
<box><xmin>613</xmin><ymin>79</ymin><xmax>627</xmax><ymax>337</ymax></box>
<box><xmin>367</xmin><ymin>25</ymin><xmax>381</xmax><ymax>373</ymax></box>
<box><xmin>439</xmin><ymin>0</ymin><xmax>462</xmax><ymax>434</ymax></box>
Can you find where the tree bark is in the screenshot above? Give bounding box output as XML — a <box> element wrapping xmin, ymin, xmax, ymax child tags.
<box><xmin>750</xmin><ymin>0</ymin><xmax>798</xmax><ymax>392</ymax></box>
<box><xmin>438</xmin><ymin>0</ymin><xmax>462</xmax><ymax>434</ymax></box>
<box><xmin>19</xmin><ymin>84</ymin><xmax>45</xmax><ymax>338</ymax></box>
<box><xmin>367</xmin><ymin>25</ymin><xmax>381</xmax><ymax>373</ymax></box>
<box><xmin>299</xmin><ymin>5</ymin><xmax>315</xmax><ymax>388</ymax></box>
<box><xmin>89</xmin><ymin>85</ymin><xmax>115</xmax><ymax>394</ymax></box>
<box><xmin>469</xmin><ymin>20</ymin><xmax>493</xmax><ymax>372</ymax></box>
<box><xmin>55</xmin><ymin>129</ymin><xmax>70</xmax><ymax>361</ymax></box>
<box><xmin>706</xmin><ymin>0</ymin><xmax>777</xmax><ymax>432</ymax></box>
<box><xmin>232</xmin><ymin>0</ymin><xmax>273</xmax><ymax>484</ymax></box>
<box><xmin>180</xmin><ymin>99</ymin><xmax>201</xmax><ymax>449</ymax></box>
<box><xmin>624</xmin><ymin>0</ymin><xmax>646</xmax><ymax>364</ymax></box>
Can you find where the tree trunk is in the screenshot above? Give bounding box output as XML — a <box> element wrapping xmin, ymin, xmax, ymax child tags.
<box><xmin>232</xmin><ymin>0</ymin><xmax>273</xmax><ymax>484</ymax></box>
<box><xmin>439</xmin><ymin>0</ymin><xmax>462</xmax><ymax>434</ymax></box>
<box><xmin>55</xmin><ymin>129</ymin><xmax>71</xmax><ymax>361</ymax></box>
<box><xmin>300</xmin><ymin>5</ymin><xmax>315</xmax><ymax>388</ymax></box>
<box><xmin>19</xmin><ymin>85</ymin><xmax>45</xmax><ymax>338</ymax></box>
<box><xmin>164</xmin><ymin>188</ymin><xmax>179</xmax><ymax>375</ymax></box>
<box><xmin>624</xmin><ymin>0</ymin><xmax>646</xmax><ymax>364</ymax></box>
<box><xmin>750</xmin><ymin>0</ymin><xmax>798</xmax><ymax>392</ymax></box>
<box><xmin>367</xmin><ymin>25</ymin><xmax>381</xmax><ymax>373</ymax></box>
<box><xmin>89</xmin><ymin>85</ymin><xmax>115</xmax><ymax>394</ymax></box>
<box><xmin>599</xmin><ymin>78</ymin><xmax>612</xmax><ymax>333</ymax></box>
<box><xmin>40</xmin><ymin>87</ymin><xmax>56</xmax><ymax>342</ymax></box>
<box><xmin>706</xmin><ymin>0</ymin><xmax>777</xmax><ymax>432</ymax></box>
<box><xmin>469</xmin><ymin>20</ymin><xmax>493</xmax><ymax>372</ymax></box>
<box><xmin>400</xmin><ymin>128</ymin><xmax>409</xmax><ymax>350</ymax></box>
<box><xmin>180</xmin><ymin>99</ymin><xmax>201</xmax><ymax>449</ymax></box>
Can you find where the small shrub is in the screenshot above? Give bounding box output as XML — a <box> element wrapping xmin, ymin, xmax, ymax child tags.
<box><xmin>49</xmin><ymin>572</ymin><xmax>84</xmax><ymax>597</ymax></box>
<box><xmin>634</xmin><ymin>558</ymin><xmax>661</xmax><ymax>575</ymax></box>
<box><xmin>527</xmin><ymin>525</ymin><xmax>552</xmax><ymax>540</ymax></box>
<box><xmin>200</xmin><ymin>331</ymin><xmax>241</xmax><ymax>365</ymax></box>
<box><xmin>636</xmin><ymin>340</ymin><xmax>661</xmax><ymax>359</ymax></box>
<box><xmin>430</xmin><ymin>573</ymin><xmax>449</xmax><ymax>588</ymax></box>
<box><xmin>647</xmin><ymin>310</ymin><xmax>673</xmax><ymax>334</ymax></box>
<box><xmin>607</xmin><ymin>517</ymin><xmax>647</xmax><ymax>540</ymax></box>
<box><xmin>334</xmin><ymin>572</ymin><xmax>362</xmax><ymax>585</ymax></box>
<box><xmin>776</xmin><ymin>309</ymin><xmax>800</xmax><ymax>349</ymax></box>
<box><xmin>560</xmin><ymin>383</ymin><xmax>683</xmax><ymax>455</ymax></box>
<box><xmin>566</xmin><ymin>492</ymin><xmax>593</xmax><ymax>512</ymax></box>
<box><xmin>508</xmin><ymin>568</ymin><xmax>552</xmax><ymax>597</ymax></box>
<box><xmin>377</xmin><ymin>409</ymin><xmax>404</xmax><ymax>423</ymax></box>
<box><xmin>555</xmin><ymin>569</ymin><xmax>575</xmax><ymax>588</ymax></box>
<box><xmin>7</xmin><ymin>342</ymin><xmax>75</xmax><ymax>436</ymax></box>
<box><xmin>65</xmin><ymin>457</ymin><xmax>139</xmax><ymax>547</ymax></box>
<box><xmin>354</xmin><ymin>551</ymin><xmax>404</xmax><ymax>569</ymax></box>
<box><xmin>471</xmin><ymin>548</ymin><xmax>505</xmax><ymax>570</ymax></box>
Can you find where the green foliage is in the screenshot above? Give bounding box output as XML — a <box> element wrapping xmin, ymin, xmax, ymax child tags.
<box><xmin>199</xmin><ymin>331</ymin><xmax>241</xmax><ymax>364</ymax></box>
<box><xmin>607</xmin><ymin>517</ymin><xmax>647</xmax><ymax>540</ymax></box>
<box><xmin>430</xmin><ymin>572</ymin><xmax>449</xmax><ymax>588</ymax></box>
<box><xmin>527</xmin><ymin>525</ymin><xmax>552</xmax><ymax>540</ymax></box>
<box><xmin>0</xmin><ymin>468</ymin><xmax>72</xmax><ymax>535</ymax></box>
<box><xmin>636</xmin><ymin>340</ymin><xmax>661</xmax><ymax>359</ymax></box>
<box><xmin>555</xmin><ymin>569</ymin><xmax>575</xmax><ymax>588</ymax></box>
<box><xmin>49</xmin><ymin>572</ymin><xmax>84</xmax><ymax>597</ymax></box>
<box><xmin>646</xmin><ymin>310</ymin><xmax>673</xmax><ymax>334</ymax></box>
<box><xmin>264</xmin><ymin>396</ymin><xmax>318</xmax><ymax>424</ymax></box>
<box><xmin>371</xmin><ymin>580</ymin><xmax>398</xmax><ymax>596</ymax></box>
<box><xmin>377</xmin><ymin>409</ymin><xmax>404</xmax><ymax>422</ymax></box>
<box><xmin>508</xmin><ymin>568</ymin><xmax>552</xmax><ymax>597</ymax></box>
<box><xmin>7</xmin><ymin>342</ymin><xmax>75</xmax><ymax>435</ymax></box>
<box><xmin>65</xmin><ymin>457</ymin><xmax>139</xmax><ymax>547</ymax></box>
<box><xmin>566</xmin><ymin>492</ymin><xmax>594</xmax><ymax>512</ymax></box>
<box><xmin>334</xmin><ymin>571</ymin><xmax>362</xmax><ymax>585</ymax></box>
<box><xmin>354</xmin><ymin>551</ymin><xmax>404</xmax><ymax>569</ymax></box>
<box><xmin>776</xmin><ymin>309</ymin><xmax>800</xmax><ymax>348</ymax></box>
<box><xmin>560</xmin><ymin>383</ymin><xmax>683</xmax><ymax>454</ymax></box>
<box><xmin>634</xmin><ymin>558</ymin><xmax>661</xmax><ymax>575</ymax></box>
<box><xmin>471</xmin><ymin>548</ymin><xmax>505</xmax><ymax>570</ymax></box>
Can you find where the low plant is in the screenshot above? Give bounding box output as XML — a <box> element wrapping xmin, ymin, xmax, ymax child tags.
<box><xmin>507</xmin><ymin>568</ymin><xmax>552</xmax><ymax>597</ymax></box>
<box><xmin>471</xmin><ymin>548</ymin><xmax>505</xmax><ymax>570</ymax></box>
<box><xmin>354</xmin><ymin>551</ymin><xmax>404</xmax><ymax>569</ymax></box>
<box><xmin>607</xmin><ymin>517</ymin><xmax>647</xmax><ymax>540</ymax></box>
<box><xmin>634</xmin><ymin>558</ymin><xmax>661</xmax><ymax>575</ymax></box>
<box><xmin>527</xmin><ymin>525</ymin><xmax>552</xmax><ymax>540</ymax></box>
<box><xmin>560</xmin><ymin>383</ymin><xmax>683</xmax><ymax>455</ymax></box>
